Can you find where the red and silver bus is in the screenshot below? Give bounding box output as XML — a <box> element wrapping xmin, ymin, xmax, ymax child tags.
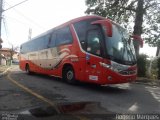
<box><xmin>19</xmin><ymin>15</ymin><xmax>142</xmax><ymax>85</ymax></box>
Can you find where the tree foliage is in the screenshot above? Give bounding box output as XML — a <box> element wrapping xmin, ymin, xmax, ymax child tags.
<box><xmin>86</xmin><ymin>0</ymin><xmax>136</xmax><ymax>26</ymax></box>
<box><xmin>85</xmin><ymin>0</ymin><xmax>160</xmax><ymax>55</ymax></box>
<box><xmin>137</xmin><ymin>54</ymin><xmax>147</xmax><ymax>77</ymax></box>
<box><xmin>144</xmin><ymin>0</ymin><xmax>160</xmax><ymax>46</ymax></box>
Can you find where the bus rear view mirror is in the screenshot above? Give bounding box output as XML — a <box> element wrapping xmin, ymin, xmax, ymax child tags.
<box><xmin>131</xmin><ymin>35</ymin><xmax>143</xmax><ymax>48</ymax></box>
<box><xmin>91</xmin><ymin>20</ymin><xmax>112</xmax><ymax>37</ymax></box>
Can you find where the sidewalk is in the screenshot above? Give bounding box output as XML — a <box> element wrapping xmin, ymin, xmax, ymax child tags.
<box><xmin>135</xmin><ymin>77</ymin><xmax>160</xmax><ymax>86</ymax></box>
<box><xmin>0</xmin><ymin>65</ymin><xmax>11</xmax><ymax>77</ymax></box>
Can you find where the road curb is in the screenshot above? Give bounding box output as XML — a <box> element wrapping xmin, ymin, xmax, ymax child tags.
<box><xmin>0</xmin><ymin>67</ymin><xmax>12</xmax><ymax>77</ymax></box>
<box><xmin>134</xmin><ymin>80</ymin><xmax>160</xmax><ymax>87</ymax></box>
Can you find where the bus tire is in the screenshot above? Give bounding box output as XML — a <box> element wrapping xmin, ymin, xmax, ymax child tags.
<box><xmin>63</xmin><ymin>66</ymin><xmax>76</xmax><ymax>84</ymax></box>
<box><xmin>25</xmin><ymin>64</ymin><xmax>32</xmax><ymax>75</ymax></box>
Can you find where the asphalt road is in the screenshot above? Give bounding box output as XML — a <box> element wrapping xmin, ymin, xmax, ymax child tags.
<box><xmin>0</xmin><ymin>65</ymin><xmax>160</xmax><ymax>119</ymax></box>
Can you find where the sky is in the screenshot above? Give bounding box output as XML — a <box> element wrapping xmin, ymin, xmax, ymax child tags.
<box><xmin>1</xmin><ymin>0</ymin><xmax>157</xmax><ymax>57</ymax></box>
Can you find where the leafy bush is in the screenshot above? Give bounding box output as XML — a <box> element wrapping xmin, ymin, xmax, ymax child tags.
<box><xmin>137</xmin><ymin>54</ymin><xmax>148</xmax><ymax>77</ymax></box>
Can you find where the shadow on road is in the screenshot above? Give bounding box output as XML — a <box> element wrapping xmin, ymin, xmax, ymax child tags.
<box><xmin>10</xmin><ymin>71</ymin><xmax>160</xmax><ymax>114</ymax></box>
<box><xmin>27</xmin><ymin>72</ymin><xmax>130</xmax><ymax>94</ymax></box>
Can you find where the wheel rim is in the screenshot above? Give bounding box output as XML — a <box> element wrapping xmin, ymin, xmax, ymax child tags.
<box><xmin>67</xmin><ymin>70</ymin><xmax>73</xmax><ymax>80</ymax></box>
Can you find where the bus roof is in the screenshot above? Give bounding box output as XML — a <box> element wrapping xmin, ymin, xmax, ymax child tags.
<box><xmin>54</xmin><ymin>15</ymin><xmax>105</xmax><ymax>29</ymax></box>
<box><xmin>22</xmin><ymin>15</ymin><xmax>105</xmax><ymax>44</ymax></box>
<box><xmin>21</xmin><ymin>15</ymin><xmax>126</xmax><ymax>46</ymax></box>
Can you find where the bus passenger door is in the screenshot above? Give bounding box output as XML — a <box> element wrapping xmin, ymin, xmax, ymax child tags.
<box><xmin>85</xmin><ymin>28</ymin><xmax>104</xmax><ymax>84</ymax></box>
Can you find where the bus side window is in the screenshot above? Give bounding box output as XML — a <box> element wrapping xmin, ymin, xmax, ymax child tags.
<box><xmin>80</xmin><ymin>41</ymin><xmax>86</xmax><ymax>50</ymax></box>
<box><xmin>56</xmin><ymin>26</ymin><xmax>73</xmax><ymax>46</ymax></box>
<box><xmin>86</xmin><ymin>29</ymin><xmax>101</xmax><ymax>56</ymax></box>
<box><xmin>73</xmin><ymin>18</ymin><xmax>101</xmax><ymax>51</ymax></box>
<box><xmin>48</xmin><ymin>33</ymin><xmax>56</xmax><ymax>48</ymax></box>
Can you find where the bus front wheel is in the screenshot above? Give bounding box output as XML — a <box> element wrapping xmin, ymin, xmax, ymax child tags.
<box><xmin>63</xmin><ymin>66</ymin><xmax>76</xmax><ymax>84</ymax></box>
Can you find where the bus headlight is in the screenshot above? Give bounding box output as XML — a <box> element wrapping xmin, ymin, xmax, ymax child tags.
<box><xmin>99</xmin><ymin>61</ymin><xmax>132</xmax><ymax>74</ymax></box>
<box><xmin>100</xmin><ymin>62</ymin><xmax>122</xmax><ymax>72</ymax></box>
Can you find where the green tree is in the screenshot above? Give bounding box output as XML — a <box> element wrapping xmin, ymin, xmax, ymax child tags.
<box><xmin>137</xmin><ymin>54</ymin><xmax>147</xmax><ymax>77</ymax></box>
<box><xmin>85</xmin><ymin>0</ymin><xmax>160</xmax><ymax>56</ymax></box>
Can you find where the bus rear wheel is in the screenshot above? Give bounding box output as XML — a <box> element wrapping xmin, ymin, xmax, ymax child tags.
<box><xmin>25</xmin><ymin>64</ymin><xmax>32</xmax><ymax>75</ymax></box>
<box><xmin>63</xmin><ymin>66</ymin><xmax>76</xmax><ymax>84</ymax></box>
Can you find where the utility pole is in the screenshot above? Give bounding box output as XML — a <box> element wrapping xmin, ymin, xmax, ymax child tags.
<box><xmin>0</xmin><ymin>0</ymin><xmax>3</xmax><ymax>47</ymax></box>
<box><xmin>0</xmin><ymin>0</ymin><xmax>29</xmax><ymax>43</ymax></box>
<box><xmin>0</xmin><ymin>0</ymin><xmax>3</xmax><ymax>37</ymax></box>
<box><xmin>0</xmin><ymin>0</ymin><xmax>29</xmax><ymax>65</ymax></box>
<box><xmin>0</xmin><ymin>0</ymin><xmax>3</xmax><ymax>65</ymax></box>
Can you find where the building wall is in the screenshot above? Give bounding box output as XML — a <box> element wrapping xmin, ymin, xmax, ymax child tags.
<box><xmin>1</xmin><ymin>58</ymin><xmax>6</xmax><ymax>65</ymax></box>
<box><xmin>0</xmin><ymin>49</ymin><xmax>11</xmax><ymax>59</ymax></box>
<box><xmin>0</xmin><ymin>48</ymin><xmax>18</xmax><ymax>65</ymax></box>
<box><xmin>0</xmin><ymin>48</ymin><xmax>18</xmax><ymax>60</ymax></box>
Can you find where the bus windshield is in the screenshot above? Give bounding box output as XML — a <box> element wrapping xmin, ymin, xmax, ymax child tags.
<box><xmin>105</xmin><ymin>24</ymin><xmax>136</xmax><ymax>65</ymax></box>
